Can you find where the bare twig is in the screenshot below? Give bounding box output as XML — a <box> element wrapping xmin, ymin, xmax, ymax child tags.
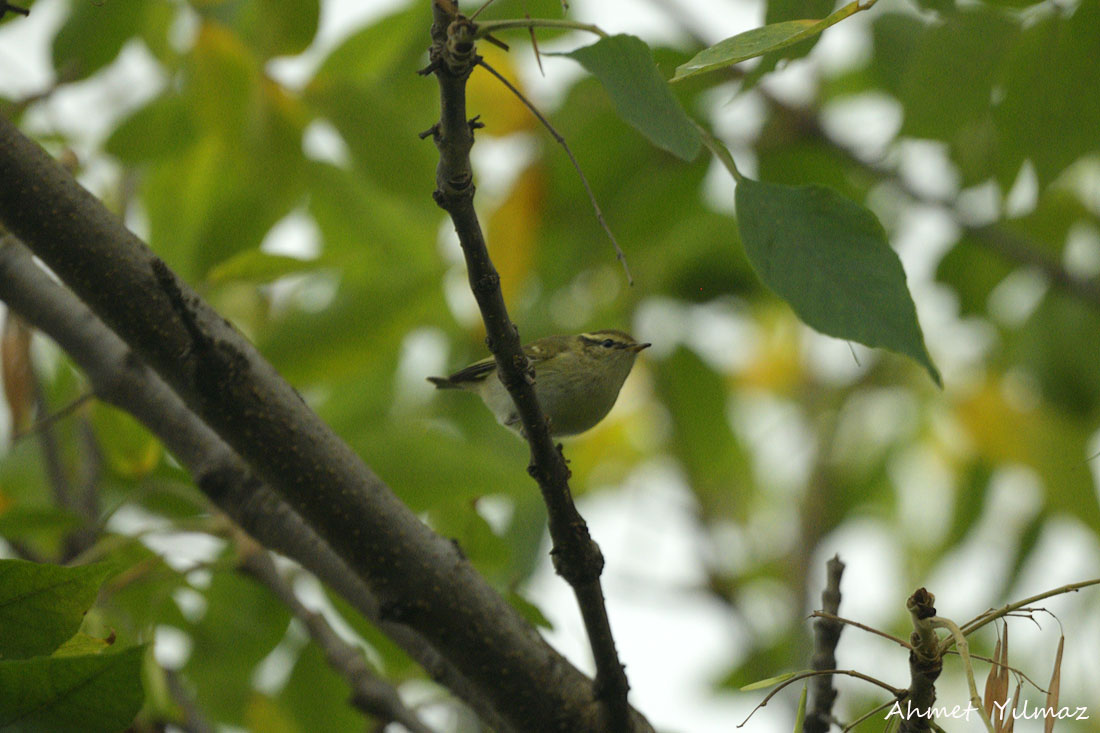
<box><xmin>0</xmin><ymin>2</ymin><xmax>29</xmax><ymax>19</ymax></box>
<box><xmin>12</xmin><ymin>391</ymin><xmax>94</xmax><ymax>443</ymax></box>
<box><xmin>843</xmin><ymin>698</ymin><xmax>906</xmax><ymax>732</ymax></box>
<box><xmin>954</xmin><ymin>578</ymin><xmax>1100</xmax><ymax>642</ymax></box>
<box><xmin>476</xmin><ymin>58</ymin><xmax>633</xmax><ymax>284</ymax></box>
<box><xmin>237</xmin><ymin>538</ymin><xmax>437</xmax><ymax>733</ymax></box>
<box><xmin>423</xmin><ymin>4</ymin><xmax>647</xmax><ymax>730</ymax></box>
<box><xmin>902</xmin><ymin>588</ymin><xmax>942</xmax><ymax>733</ymax></box>
<box><xmin>0</xmin><ymin>236</ymin><xmax>520</xmax><ymax>732</ymax></box>
<box><xmin>739</xmin><ymin>669</ymin><xmax>906</xmax><ymax>728</ymax></box>
<box><xmin>809</xmin><ymin>611</ymin><xmax>912</xmax><ymax>650</ymax></box>
<box><xmin>805</xmin><ymin>555</ymin><xmax>845</xmax><ymax>733</ymax></box>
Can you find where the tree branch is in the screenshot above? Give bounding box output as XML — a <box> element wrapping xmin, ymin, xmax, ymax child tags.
<box><xmin>805</xmin><ymin>555</ymin><xmax>845</xmax><ymax>733</ymax></box>
<box><xmin>0</xmin><ymin>113</ymin><xmax>629</xmax><ymax>730</ymax></box>
<box><xmin>422</xmin><ymin>3</ymin><xmax>643</xmax><ymax>730</ymax></box>
<box><xmin>0</xmin><ymin>235</ymin><xmax>515</xmax><ymax>733</ymax></box>
<box><xmin>901</xmin><ymin>588</ymin><xmax>942</xmax><ymax>733</ymax></box>
<box><xmin>236</xmin><ymin>538</ymin><xmax>436</xmax><ymax>733</ymax></box>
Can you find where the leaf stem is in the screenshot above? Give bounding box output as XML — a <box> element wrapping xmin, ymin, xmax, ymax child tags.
<box><xmin>478</xmin><ymin>58</ymin><xmax>632</xmax><ymax>284</ymax></box>
<box><xmin>952</xmin><ymin>577</ymin><xmax>1100</xmax><ymax>642</ymax></box>
<box><xmin>694</xmin><ymin>120</ymin><xmax>744</xmax><ymax>183</ymax></box>
<box><xmin>475</xmin><ymin>17</ymin><xmax>608</xmax><ymax>39</ymax></box>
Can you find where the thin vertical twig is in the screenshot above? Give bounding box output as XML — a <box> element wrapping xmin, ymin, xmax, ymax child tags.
<box><xmin>422</xmin><ymin>3</ymin><xmax>646</xmax><ymax>730</ymax></box>
<box><xmin>805</xmin><ymin>555</ymin><xmax>846</xmax><ymax>733</ymax></box>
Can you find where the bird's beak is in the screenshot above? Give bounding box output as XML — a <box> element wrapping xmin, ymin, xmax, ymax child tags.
<box><xmin>630</xmin><ymin>342</ymin><xmax>652</xmax><ymax>353</ymax></box>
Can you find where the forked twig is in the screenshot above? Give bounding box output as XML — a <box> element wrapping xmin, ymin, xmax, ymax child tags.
<box><xmin>738</xmin><ymin>669</ymin><xmax>906</xmax><ymax>728</ymax></box>
<box><xmin>809</xmin><ymin>610</ymin><xmax>912</xmax><ymax>650</ymax></box>
<box><xmin>0</xmin><ymin>2</ymin><xmax>29</xmax><ymax>19</ymax></box>
<box><xmin>953</xmin><ymin>578</ymin><xmax>1100</xmax><ymax>642</ymax></box>
<box><xmin>12</xmin><ymin>390</ymin><xmax>95</xmax><ymax>443</ymax></box>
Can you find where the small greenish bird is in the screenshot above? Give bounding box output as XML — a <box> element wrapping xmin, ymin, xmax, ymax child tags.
<box><xmin>428</xmin><ymin>330</ymin><xmax>650</xmax><ymax>437</ymax></box>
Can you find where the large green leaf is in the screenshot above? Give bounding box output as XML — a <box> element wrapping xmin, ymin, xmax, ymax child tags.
<box><xmin>0</xmin><ymin>560</ymin><xmax>110</xmax><ymax>659</ymax></box>
<box><xmin>994</xmin><ymin>1</ymin><xmax>1100</xmax><ymax>188</ymax></box>
<box><xmin>183</xmin><ymin>568</ymin><xmax>291</xmax><ymax>725</ymax></box>
<box><xmin>735</xmin><ymin>179</ymin><xmax>940</xmax><ymax>385</ymax></box>
<box><xmin>106</xmin><ymin>93</ymin><xmax>198</xmax><ymax>163</ymax></box>
<box><xmin>0</xmin><ymin>645</ymin><xmax>145</xmax><ymax>732</ymax></box>
<box><xmin>897</xmin><ymin>9</ymin><xmax>1019</xmax><ymax>184</ymax></box>
<box><xmin>277</xmin><ymin>642</ymin><xmax>363</xmax><ymax>733</ymax></box>
<box><xmin>197</xmin><ymin>0</ymin><xmax>320</xmax><ymax>59</ymax></box>
<box><xmin>563</xmin><ymin>35</ymin><xmax>700</xmax><ymax>161</ymax></box>
<box><xmin>304</xmin><ymin>2</ymin><xmax>438</xmax><ymax>201</ymax></box>
<box><xmin>51</xmin><ymin>0</ymin><xmax>158</xmax><ymax>80</ymax></box>
<box><xmin>654</xmin><ymin>348</ymin><xmax>751</xmax><ymax>521</ymax></box>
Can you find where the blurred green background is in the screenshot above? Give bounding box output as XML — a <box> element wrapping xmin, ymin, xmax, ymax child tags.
<box><xmin>1</xmin><ymin>0</ymin><xmax>1098</xmax><ymax>730</ymax></box>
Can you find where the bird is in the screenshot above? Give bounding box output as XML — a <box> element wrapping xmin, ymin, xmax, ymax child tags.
<box><xmin>428</xmin><ymin>330</ymin><xmax>650</xmax><ymax>437</ymax></box>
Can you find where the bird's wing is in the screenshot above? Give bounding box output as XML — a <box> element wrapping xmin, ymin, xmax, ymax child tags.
<box><xmin>441</xmin><ymin>356</ymin><xmax>497</xmax><ymax>385</ymax></box>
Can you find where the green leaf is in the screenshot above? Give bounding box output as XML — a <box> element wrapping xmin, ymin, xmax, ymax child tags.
<box><xmin>792</xmin><ymin>682</ymin><xmax>808</xmax><ymax>733</ymax></box>
<box><xmin>563</xmin><ymin>35</ymin><xmax>700</xmax><ymax>161</ymax></box>
<box><xmin>0</xmin><ymin>645</ymin><xmax>145</xmax><ymax>732</ymax></box>
<box><xmin>106</xmin><ymin>94</ymin><xmax>197</xmax><ymax>163</ymax></box>
<box><xmin>304</xmin><ymin>3</ymin><xmax>439</xmax><ymax>201</ymax></box>
<box><xmin>654</xmin><ymin>348</ymin><xmax>751</xmax><ymax>522</ymax></box>
<box><xmin>741</xmin><ymin>670</ymin><xmax>800</xmax><ymax>690</ymax></box>
<box><xmin>91</xmin><ymin>402</ymin><xmax>162</xmax><ymax>479</ymax></box>
<box><xmin>1010</xmin><ymin>295</ymin><xmax>1100</xmax><ymax>419</ymax></box>
<box><xmin>277</xmin><ymin>642</ymin><xmax>363</xmax><ymax>733</ymax></box>
<box><xmin>0</xmin><ymin>560</ymin><xmax>110</xmax><ymax>659</ymax></box>
<box><xmin>897</xmin><ymin>8</ymin><xmax>1019</xmax><ymax>181</ymax></box>
<box><xmin>51</xmin><ymin>0</ymin><xmax>154</xmax><ymax>80</ymax></box>
<box><xmin>183</xmin><ymin>568</ymin><xmax>291</xmax><ymax>724</ymax></box>
<box><xmin>735</xmin><ymin>179</ymin><xmax>941</xmax><ymax>385</ymax></box>
<box><xmin>507</xmin><ymin>591</ymin><xmax>553</xmax><ymax>630</ymax></box>
<box><xmin>673</xmin><ymin>0</ymin><xmax>875</xmax><ymax>82</ymax></box>
<box><xmin>198</xmin><ymin>0</ymin><xmax>321</xmax><ymax>59</ymax></box>
<box><xmin>869</xmin><ymin>13</ymin><xmax>926</xmax><ymax>97</ymax></box>
<box><xmin>52</xmin><ymin>633</ymin><xmax>113</xmax><ymax>658</ymax></box>
<box><xmin>0</xmin><ymin>506</ymin><xmax>82</xmax><ymax>541</ymax></box>
<box><xmin>739</xmin><ymin>0</ymin><xmax>837</xmax><ymax>89</ymax></box>
<box><xmin>206</xmin><ymin>250</ymin><xmax>318</xmax><ymax>285</ymax></box>
<box><xmin>995</xmin><ymin>2</ymin><xmax>1100</xmax><ymax>188</ymax></box>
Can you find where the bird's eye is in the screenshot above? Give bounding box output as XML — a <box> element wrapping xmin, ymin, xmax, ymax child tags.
<box><xmin>601</xmin><ymin>339</ymin><xmax>615</xmax><ymax>348</ymax></box>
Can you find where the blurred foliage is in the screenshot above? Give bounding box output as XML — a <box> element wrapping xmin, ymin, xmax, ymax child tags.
<box><xmin>1</xmin><ymin>0</ymin><xmax>1099</xmax><ymax>730</ymax></box>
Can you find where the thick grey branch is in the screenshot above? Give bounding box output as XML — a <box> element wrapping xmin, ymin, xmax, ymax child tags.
<box><xmin>0</xmin><ymin>114</ymin><xmax>605</xmax><ymax>731</ymax></box>
<box><xmin>0</xmin><ymin>236</ymin><xmax>514</xmax><ymax>732</ymax></box>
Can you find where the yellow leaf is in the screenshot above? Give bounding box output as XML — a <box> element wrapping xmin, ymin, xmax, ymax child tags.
<box><xmin>953</xmin><ymin>376</ymin><xmax>1099</xmax><ymax>527</ymax></box>
<box><xmin>92</xmin><ymin>403</ymin><xmax>163</xmax><ymax>479</ymax></box>
<box><xmin>487</xmin><ymin>164</ymin><xmax>544</xmax><ymax>307</ymax></box>
<box><xmin>467</xmin><ymin>45</ymin><xmax>536</xmax><ymax>136</ymax></box>
<box><xmin>740</xmin><ymin>307</ymin><xmax>804</xmax><ymax>393</ymax></box>
<box><xmin>2</xmin><ymin>313</ymin><xmax>34</xmax><ymax>434</ymax></box>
